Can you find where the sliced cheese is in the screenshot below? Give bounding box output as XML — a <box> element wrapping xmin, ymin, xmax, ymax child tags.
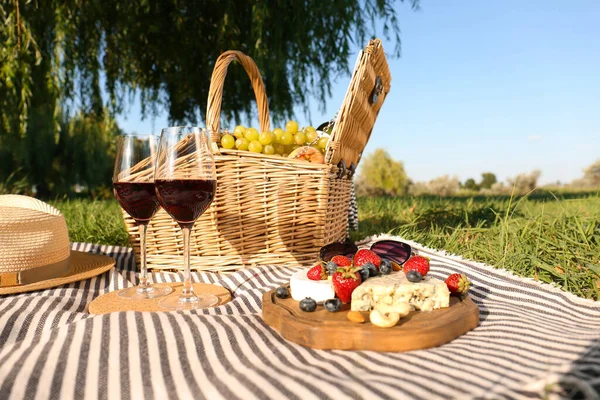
<box><xmin>290</xmin><ymin>268</ymin><xmax>335</xmax><ymax>304</ymax></box>
<box><xmin>351</xmin><ymin>271</ymin><xmax>450</xmax><ymax>312</ymax></box>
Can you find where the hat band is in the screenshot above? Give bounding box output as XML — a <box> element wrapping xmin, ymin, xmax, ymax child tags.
<box><xmin>0</xmin><ymin>257</ymin><xmax>70</xmax><ymax>288</ymax></box>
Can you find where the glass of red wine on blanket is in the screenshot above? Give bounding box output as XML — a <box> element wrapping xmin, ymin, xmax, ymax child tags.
<box><xmin>113</xmin><ymin>134</ymin><xmax>173</xmax><ymax>299</ymax></box>
<box><xmin>154</xmin><ymin>127</ymin><xmax>219</xmax><ymax>310</ymax></box>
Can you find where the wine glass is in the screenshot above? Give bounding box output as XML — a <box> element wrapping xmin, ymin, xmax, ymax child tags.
<box><xmin>154</xmin><ymin>126</ymin><xmax>219</xmax><ymax>310</ymax></box>
<box><xmin>113</xmin><ymin>134</ymin><xmax>173</xmax><ymax>299</ymax></box>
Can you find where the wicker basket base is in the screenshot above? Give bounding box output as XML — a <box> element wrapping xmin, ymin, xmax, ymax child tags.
<box><xmin>124</xmin><ymin>162</ymin><xmax>351</xmax><ymax>272</ymax></box>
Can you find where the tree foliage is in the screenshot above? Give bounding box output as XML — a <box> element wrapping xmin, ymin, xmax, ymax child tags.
<box><xmin>355</xmin><ymin>149</ymin><xmax>409</xmax><ymax>196</ymax></box>
<box><xmin>1</xmin><ymin>109</ymin><xmax>121</xmax><ymax>197</ymax></box>
<box><xmin>482</xmin><ymin>170</ymin><xmax>541</xmax><ymax>195</ymax></box>
<box><xmin>409</xmin><ymin>175</ymin><xmax>460</xmax><ymax>197</ymax></box>
<box><xmin>479</xmin><ymin>172</ymin><xmax>497</xmax><ymax>189</ymax></box>
<box><xmin>57</xmin><ymin>111</ymin><xmax>121</xmax><ymax>196</ymax></box>
<box><xmin>463</xmin><ymin>178</ymin><xmax>479</xmax><ymax>191</ymax></box>
<box><xmin>581</xmin><ymin>159</ymin><xmax>600</xmax><ymax>186</ymax></box>
<box><xmin>1</xmin><ymin>0</ymin><xmax>418</xmax><ymax>128</ymax></box>
<box><xmin>571</xmin><ymin>159</ymin><xmax>600</xmax><ymax>188</ymax></box>
<box><xmin>508</xmin><ymin>169</ymin><xmax>541</xmax><ymax>194</ymax></box>
<box><xmin>0</xmin><ymin>0</ymin><xmax>418</xmax><ymax>196</ymax></box>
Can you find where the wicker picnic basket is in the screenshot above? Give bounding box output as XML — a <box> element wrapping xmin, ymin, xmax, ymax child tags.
<box><xmin>121</xmin><ymin>39</ymin><xmax>391</xmax><ymax>272</ymax></box>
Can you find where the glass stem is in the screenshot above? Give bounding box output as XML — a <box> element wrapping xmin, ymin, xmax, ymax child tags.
<box><xmin>181</xmin><ymin>225</ymin><xmax>196</xmax><ymax>300</ymax></box>
<box><xmin>136</xmin><ymin>223</ymin><xmax>153</xmax><ymax>294</ymax></box>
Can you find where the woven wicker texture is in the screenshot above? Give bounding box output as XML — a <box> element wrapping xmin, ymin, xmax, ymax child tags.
<box><xmin>121</xmin><ymin>41</ymin><xmax>391</xmax><ymax>272</ymax></box>
<box><xmin>0</xmin><ymin>196</ymin><xmax>70</xmax><ymax>273</ymax></box>
<box><xmin>207</xmin><ymin>50</ymin><xmax>271</xmax><ymax>145</ymax></box>
<box><xmin>325</xmin><ymin>39</ymin><xmax>392</xmax><ymax>167</ymax></box>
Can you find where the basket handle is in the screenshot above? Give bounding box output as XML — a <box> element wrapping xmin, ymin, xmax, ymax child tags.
<box><xmin>206</xmin><ymin>51</ymin><xmax>271</xmax><ymax>144</ymax></box>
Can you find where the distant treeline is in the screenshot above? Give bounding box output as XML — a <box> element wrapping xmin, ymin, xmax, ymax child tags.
<box><xmin>355</xmin><ymin>149</ymin><xmax>600</xmax><ymax>198</ymax></box>
<box><xmin>0</xmin><ymin>111</ymin><xmax>119</xmax><ymax>199</ymax></box>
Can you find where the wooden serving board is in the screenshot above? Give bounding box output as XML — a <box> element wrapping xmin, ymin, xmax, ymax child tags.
<box><xmin>262</xmin><ymin>286</ymin><xmax>479</xmax><ymax>352</ymax></box>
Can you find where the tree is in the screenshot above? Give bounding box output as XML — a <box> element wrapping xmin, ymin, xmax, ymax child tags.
<box><xmin>463</xmin><ymin>178</ymin><xmax>479</xmax><ymax>191</ymax></box>
<box><xmin>407</xmin><ymin>181</ymin><xmax>428</xmax><ymax>196</ymax></box>
<box><xmin>584</xmin><ymin>159</ymin><xmax>600</xmax><ymax>184</ymax></box>
<box><xmin>479</xmin><ymin>172</ymin><xmax>497</xmax><ymax>189</ymax></box>
<box><xmin>426</xmin><ymin>175</ymin><xmax>460</xmax><ymax>196</ymax></box>
<box><xmin>408</xmin><ymin>175</ymin><xmax>460</xmax><ymax>196</ymax></box>
<box><xmin>571</xmin><ymin>159</ymin><xmax>600</xmax><ymax>188</ymax></box>
<box><xmin>0</xmin><ymin>0</ymin><xmax>418</xmax><ymax>195</ymax></box>
<box><xmin>355</xmin><ymin>149</ymin><xmax>409</xmax><ymax>196</ymax></box>
<box><xmin>485</xmin><ymin>182</ymin><xmax>508</xmax><ymax>195</ymax></box>
<box><xmin>507</xmin><ymin>169</ymin><xmax>541</xmax><ymax>194</ymax></box>
<box><xmin>56</xmin><ymin>111</ymin><xmax>122</xmax><ymax>196</ymax></box>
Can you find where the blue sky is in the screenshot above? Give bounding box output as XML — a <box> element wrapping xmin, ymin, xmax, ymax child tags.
<box><xmin>115</xmin><ymin>0</ymin><xmax>600</xmax><ymax>185</ymax></box>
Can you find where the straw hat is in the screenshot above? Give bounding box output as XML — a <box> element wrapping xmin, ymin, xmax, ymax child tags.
<box><xmin>0</xmin><ymin>195</ymin><xmax>115</xmax><ymax>295</ymax></box>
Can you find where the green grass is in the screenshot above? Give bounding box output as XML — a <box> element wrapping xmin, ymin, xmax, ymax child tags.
<box><xmin>50</xmin><ymin>198</ymin><xmax>130</xmax><ymax>246</ymax></box>
<box><xmin>49</xmin><ymin>191</ymin><xmax>600</xmax><ymax>300</ymax></box>
<box><xmin>351</xmin><ymin>192</ymin><xmax>600</xmax><ymax>300</ymax></box>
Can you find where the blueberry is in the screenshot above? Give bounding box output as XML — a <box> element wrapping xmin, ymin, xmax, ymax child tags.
<box><xmin>358</xmin><ymin>265</ymin><xmax>370</xmax><ymax>282</ymax></box>
<box><xmin>406</xmin><ymin>270</ymin><xmax>423</xmax><ymax>282</ymax></box>
<box><xmin>326</xmin><ymin>261</ymin><xmax>338</xmax><ymax>275</ymax></box>
<box><xmin>324</xmin><ymin>298</ymin><xmax>342</xmax><ymax>312</ymax></box>
<box><xmin>299</xmin><ymin>297</ymin><xmax>317</xmax><ymax>312</ymax></box>
<box><xmin>380</xmin><ymin>258</ymin><xmax>392</xmax><ymax>271</ymax></box>
<box><xmin>379</xmin><ymin>262</ymin><xmax>392</xmax><ymax>275</ymax></box>
<box><xmin>364</xmin><ymin>262</ymin><xmax>378</xmax><ymax>277</ymax></box>
<box><xmin>275</xmin><ymin>286</ymin><xmax>290</xmax><ymax>299</ymax></box>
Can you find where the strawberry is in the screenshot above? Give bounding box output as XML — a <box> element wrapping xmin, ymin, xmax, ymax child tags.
<box><xmin>445</xmin><ymin>273</ymin><xmax>471</xmax><ymax>295</ymax></box>
<box><xmin>403</xmin><ymin>255</ymin><xmax>430</xmax><ymax>276</ymax></box>
<box><xmin>353</xmin><ymin>249</ymin><xmax>381</xmax><ymax>269</ymax></box>
<box><xmin>332</xmin><ymin>267</ymin><xmax>362</xmax><ymax>303</ymax></box>
<box><xmin>331</xmin><ymin>255</ymin><xmax>352</xmax><ymax>267</ymax></box>
<box><xmin>307</xmin><ymin>263</ymin><xmax>327</xmax><ymax>280</ymax></box>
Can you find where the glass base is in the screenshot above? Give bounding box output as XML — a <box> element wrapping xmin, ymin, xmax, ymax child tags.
<box><xmin>158</xmin><ymin>293</ymin><xmax>219</xmax><ymax>311</ymax></box>
<box><xmin>117</xmin><ymin>285</ymin><xmax>173</xmax><ymax>300</ymax></box>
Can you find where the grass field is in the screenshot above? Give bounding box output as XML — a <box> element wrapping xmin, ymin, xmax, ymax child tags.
<box><xmin>50</xmin><ymin>191</ymin><xmax>600</xmax><ymax>300</ymax></box>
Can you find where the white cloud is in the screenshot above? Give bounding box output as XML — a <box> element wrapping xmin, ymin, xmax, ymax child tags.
<box><xmin>528</xmin><ymin>135</ymin><xmax>543</xmax><ymax>141</ymax></box>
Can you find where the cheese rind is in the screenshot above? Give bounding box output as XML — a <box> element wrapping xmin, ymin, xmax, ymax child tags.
<box><xmin>351</xmin><ymin>271</ymin><xmax>450</xmax><ymax>312</ymax></box>
<box><xmin>290</xmin><ymin>269</ymin><xmax>335</xmax><ymax>304</ymax></box>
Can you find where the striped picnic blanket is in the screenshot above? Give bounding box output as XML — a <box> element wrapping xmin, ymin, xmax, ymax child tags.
<box><xmin>0</xmin><ymin>235</ymin><xmax>599</xmax><ymax>400</ymax></box>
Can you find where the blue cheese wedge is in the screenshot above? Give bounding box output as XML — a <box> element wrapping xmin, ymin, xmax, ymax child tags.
<box><xmin>351</xmin><ymin>271</ymin><xmax>450</xmax><ymax>312</ymax></box>
<box><xmin>290</xmin><ymin>268</ymin><xmax>335</xmax><ymax>304</ymax></box>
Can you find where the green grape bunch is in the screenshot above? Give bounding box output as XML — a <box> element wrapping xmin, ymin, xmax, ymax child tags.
<box><xmin>219</xmin><ymin>121</ymin><xmax>330</xmax><ymax>161</ymax></box>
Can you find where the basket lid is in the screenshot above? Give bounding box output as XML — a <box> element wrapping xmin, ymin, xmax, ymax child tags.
<box><xmin>324</xmin><ymin>39</ymin><xmax>392</xmax><ymax>170</ymax></box>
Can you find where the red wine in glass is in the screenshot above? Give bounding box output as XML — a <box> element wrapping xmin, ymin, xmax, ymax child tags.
<box><xmin>155</xmin><ymin>127</ymin><xmax>219</xmax><ymax>311</ymax></box>
<box><xmin>154</xmin><ymin>179</ymin><xmax>216</xmax><ymax>227</ymax></box>
<box><xmin>112</xmin><ymin>134</ymin><xmax>173</xmax><ymax>300</ymax></box>
<box><xmin>113</xmin><ymin>182</ymin><xmax>160</xmax><ymax>223</ymax></box>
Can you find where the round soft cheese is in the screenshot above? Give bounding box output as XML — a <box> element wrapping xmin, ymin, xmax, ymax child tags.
<box><xmin>290</xmin><ymin>268</ymin><xmax>335</xmax><ymax>304</ymax></box>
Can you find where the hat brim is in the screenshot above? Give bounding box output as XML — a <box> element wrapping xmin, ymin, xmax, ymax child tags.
<box><xmin>0</xmin><ymin>250</ymin><xmax>115</xmax><ymax>295</ymax></box>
